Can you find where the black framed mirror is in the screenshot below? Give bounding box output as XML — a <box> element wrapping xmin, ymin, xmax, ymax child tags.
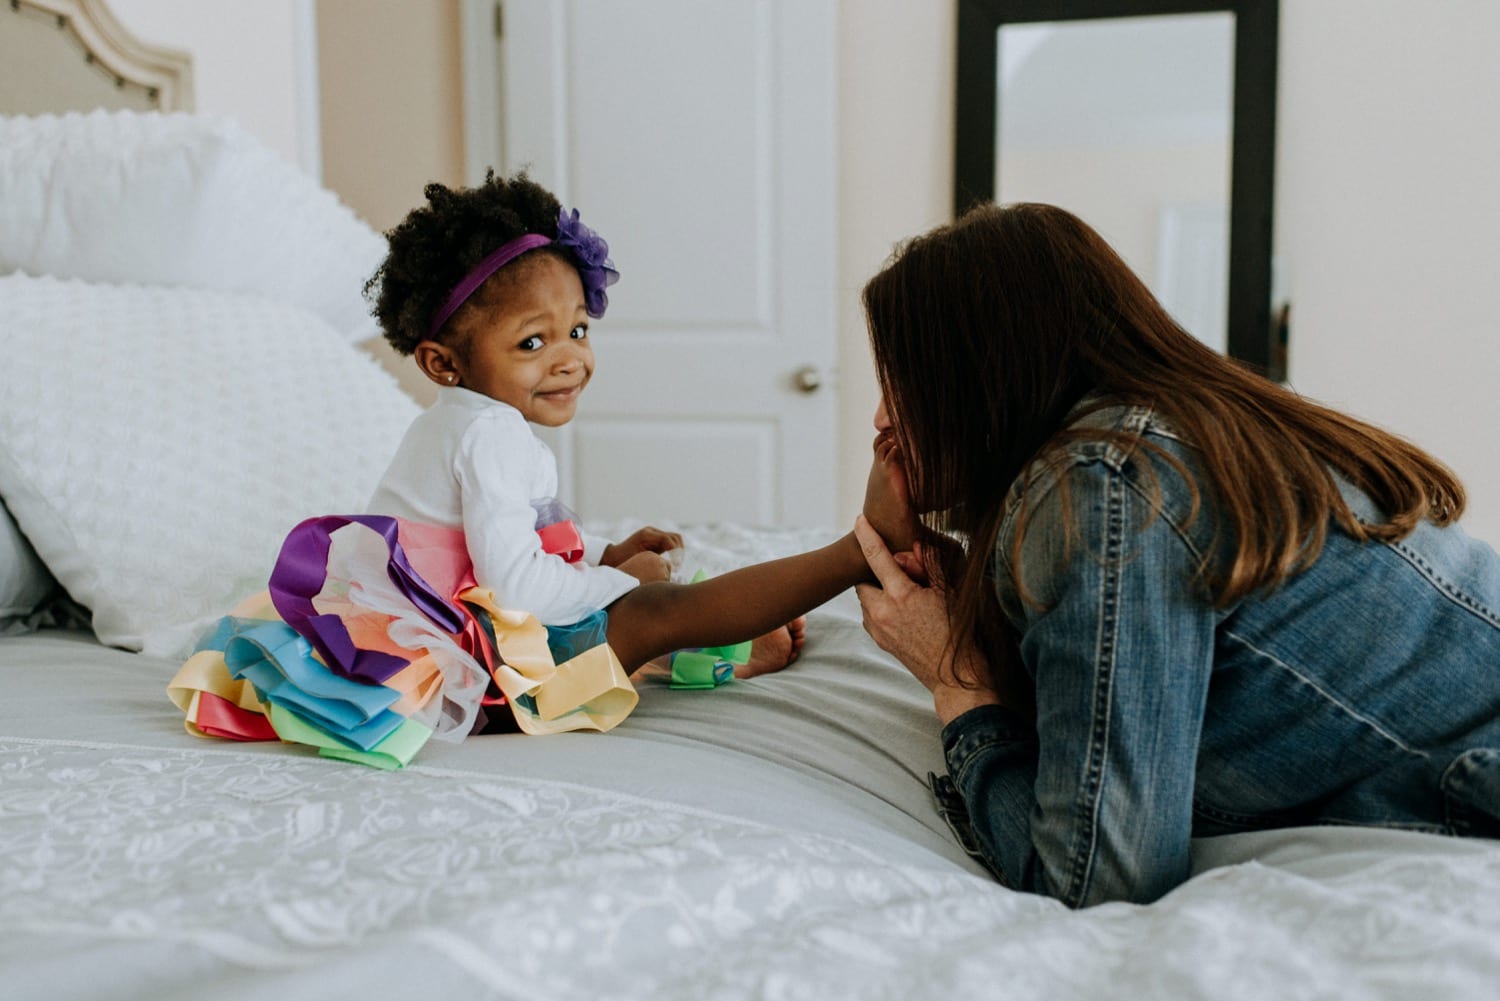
<box><xmin>955</xmin><ymin>0</ymin><xmax>1282</xmax><ymax>379</ymax></box>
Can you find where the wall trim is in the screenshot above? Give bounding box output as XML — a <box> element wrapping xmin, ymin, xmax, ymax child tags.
<box><xmin>459</xmin><ymin>0</ymin><xmax>500</xmax><ymax>185</ymax></box>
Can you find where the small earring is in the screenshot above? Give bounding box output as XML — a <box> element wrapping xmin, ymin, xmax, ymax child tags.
<box><xmin>447</xmin><ymin>375</ymin><xmax>457</xmax><ymax>384</ymax></box>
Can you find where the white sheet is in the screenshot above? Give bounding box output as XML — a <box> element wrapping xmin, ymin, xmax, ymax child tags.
<box><xmin>3</xmin><ymin>524</ymin><xmax>1499</xmax><ymax>1000</ymax></box>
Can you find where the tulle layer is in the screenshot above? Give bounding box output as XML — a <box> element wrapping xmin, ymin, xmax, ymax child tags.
<box><xmin>167</xmin><ymin>513</ymin><xmax>637</xmax><ymax>769</ymax></box>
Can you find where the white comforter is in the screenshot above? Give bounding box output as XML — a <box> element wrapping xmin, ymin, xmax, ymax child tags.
<box><xmin>3</xmin><ymin>525</ymin><xmax>1498</xmax><ymax>1000</ymax></box>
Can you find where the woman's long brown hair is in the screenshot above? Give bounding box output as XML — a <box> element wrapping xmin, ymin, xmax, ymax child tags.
<box><xmin>862</xmin><ymin>203</ymin><xmax>1464</xmax><ymax>690</ymax></box>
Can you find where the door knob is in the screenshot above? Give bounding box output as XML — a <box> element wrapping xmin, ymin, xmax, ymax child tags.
<box><xmin>793</xmin><ymin>366</ymin><xmax>822</xmax><ymax>393</ymax></box>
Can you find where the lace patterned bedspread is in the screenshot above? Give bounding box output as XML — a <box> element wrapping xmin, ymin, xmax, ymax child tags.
<box><xmin>4</xmin><ymin>735</ymin><xmax>1500</xmax><ymax>1001</ymax></box>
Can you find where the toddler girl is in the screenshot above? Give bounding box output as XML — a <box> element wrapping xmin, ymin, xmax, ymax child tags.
<box><xmin>170</xmin><ymin>172</ymin><xmax>871</xmax><ymax>767</ymax></box>
<box><xmin>365</xmin><ymin>171</ymin><xmax>845</xmax><ymax>682</ymax></box>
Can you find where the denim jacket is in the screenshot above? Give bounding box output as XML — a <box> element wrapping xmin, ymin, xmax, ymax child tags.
<box><xmin>937</xmin><ymin>402</ymin><xmax>1500</xmax><ymax>908</ymax></box>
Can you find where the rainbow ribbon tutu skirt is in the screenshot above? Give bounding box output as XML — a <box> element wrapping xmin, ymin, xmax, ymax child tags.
<box><xmin>167</xmin><ymin>513</ymin><xmax>638</xmax><ymax>769</ymax></box>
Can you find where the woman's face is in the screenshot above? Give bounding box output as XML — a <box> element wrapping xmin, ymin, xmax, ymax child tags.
<box><xmin>874</xmin><ymin>395</ymin><xmax>893</xmax><ymax>434</ymax></box>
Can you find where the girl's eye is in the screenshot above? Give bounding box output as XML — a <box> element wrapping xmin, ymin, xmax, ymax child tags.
<box><xmin>517</xmin><ymin>335</ymin><xmax>544</xmax><ymax>351</ymax></box>
<box><xmin>570</xmin><ymin>324</ymin><xmax>588</xmax><ymax>341</ymax></box>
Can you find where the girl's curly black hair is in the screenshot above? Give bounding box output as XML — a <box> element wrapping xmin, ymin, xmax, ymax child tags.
<box><xmin>365</xmin><ymin>171</ymin><xmax>565</xmax><ymax>355</ymax></box>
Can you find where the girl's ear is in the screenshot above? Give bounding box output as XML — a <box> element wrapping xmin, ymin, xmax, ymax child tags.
<box><xmin>414</xmin><ymin>340</ymin><xmax>462</xmax><ymax>387</ymax></box>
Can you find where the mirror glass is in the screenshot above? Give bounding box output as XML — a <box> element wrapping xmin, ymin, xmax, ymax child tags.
<box><xmin>996</xmin><ymin>13</ymin><xmax>1235</xmax><ymax>352</ymax></box>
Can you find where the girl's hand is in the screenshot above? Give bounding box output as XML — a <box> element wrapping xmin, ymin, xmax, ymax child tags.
<box><xmin>616</xmin><ymin>550</ymin><xmax>673</xmax><ymax>585</ymax></box>
<box><xmin>853</xmin><ymin>516</ymin><xmax>1001</xmax><ymax>724</ymax></box>
<box><xmin>863</xmin><ymin>432</ymin><xmax>918</xmax><ymax>553</ymax></box>
<box><xmin>602</xmin><ymin>526</ymin><xmax>684</xmax><ymax>567</ymax></box>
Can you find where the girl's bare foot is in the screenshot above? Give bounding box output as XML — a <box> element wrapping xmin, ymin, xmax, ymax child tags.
<box><xmin>735</xmin><ymin>616</ymin><xmax>806</xmax><ymax>678</ymax></box>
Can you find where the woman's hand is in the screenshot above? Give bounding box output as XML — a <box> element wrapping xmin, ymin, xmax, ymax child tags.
<box><xmin>863</xmin><ymin>431</ymin><xmax>918</xmax><ymax>553</ymax></box>
<box><xmin>854</xmin><ymin>516</ymin><xmax>1002</xmax><ymax>724</ymax></box>
<box><xmin>601</xmin><ymin>526</ymin><xmax>684</xmax><ymax>568</ymax></box>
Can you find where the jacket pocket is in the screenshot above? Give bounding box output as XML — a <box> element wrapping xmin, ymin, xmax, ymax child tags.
<box><xmin>1441</xmin><ymin>748</ymin><xmax>1500</xmax><ymax>838</ymax></box>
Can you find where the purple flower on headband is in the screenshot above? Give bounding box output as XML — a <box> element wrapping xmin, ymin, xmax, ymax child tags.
<box><xmin>556</xmin><ymin>207</ymin><xmax>620</xmax><ymax>318</ymax></box>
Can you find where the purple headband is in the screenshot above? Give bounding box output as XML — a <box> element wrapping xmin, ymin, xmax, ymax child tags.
<box><xmin>425</xmin><ymin>207</ymin><xmax>620</xmax><ymax>338</ymax></box>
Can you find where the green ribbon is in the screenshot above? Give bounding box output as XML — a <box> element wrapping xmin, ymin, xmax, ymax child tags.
<box><xmin>268</xmin><ymin>702</ymin><xmax>432</xmax><ymax>770</ymax></box>
<box><xmin>669</xmin><ymin>570</ymin><xmax>749</xmax><ymax>689</ymax></box>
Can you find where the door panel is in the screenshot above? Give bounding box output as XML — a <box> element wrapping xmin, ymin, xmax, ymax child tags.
<box><xmin>572</xmin><ymin>416</ymin><xmax>778</xmax><ymax>526</ymax></box>
<box><xmin>496</xmin><ymin>0</ymin><xmax>837</xmax><ymax>528</ymax></box>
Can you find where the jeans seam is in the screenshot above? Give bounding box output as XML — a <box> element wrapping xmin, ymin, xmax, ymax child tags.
<box><xmin>1317</xmin><ymin>816</ymin><xmax>1452</xmax><ymax>835</ymax></box>
<box><xmin>1118</xmin><ymin>468</ymin><xmax>1205</xmax><ymax>568</ymax></box>
<box><xmin>928</xmin><ymin>772</ymin><xmax>1010</xmax><ymax>884</ymax></box>
<box><xmin>1387</xmin><ymin>538</ymin><xmax>1500</xmax><ymax>629</ymax></box>
<box><xmin>1192</xmin><ymin>800</ymin><xmax>1309</xmax><ymax>828</ymax></box>
<box><xmin>1063</xmin><ymin>464</ymin><xmax>1126</xmax><ymax>905</ymax></box>
<box><xmin>1438</xmin><ymin>750</ymin><xmax>1499</xmax><ymax>837</ymax></box>
<box><xmin>948</xmin><ymin>731</ymin><xmax>1028</xmax><ymax>789</ymax></box>
<box><xmin>1220</xmin><ymin>628</ymin><xmax>1428</xmax><ymax>760</ymax></box>
<box><xmin>1445</xmin><ymin>791</ymin><xmax>1474</xmax><ymax>835</ymax></box>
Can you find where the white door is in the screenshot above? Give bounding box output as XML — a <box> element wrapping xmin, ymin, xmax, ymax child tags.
<box><xmin>466</xmin><ymin>0</ymin><xmax>838</xmax><ymax>529</ymax></box>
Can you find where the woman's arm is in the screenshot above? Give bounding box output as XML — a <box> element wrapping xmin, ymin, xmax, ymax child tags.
<box><xmin>947</xmin><ymin>458</ymin><xmax>1217</xmax><ymax>908</ymax></box>
<box><xmin>859</xmin><ymin>455</ymin><xmax>1218</xmax><ymax>908</ymax></box>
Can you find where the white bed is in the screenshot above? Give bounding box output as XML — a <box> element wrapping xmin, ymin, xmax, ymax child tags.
<box><xmin>3</xmin><ymin>4</ymin><xmax>1499</xmax><ymax>999</ymax></box>
<box><xmin>6</xmin><ymin>566</ymin><xmax>1500</xmax><ymax>1001</ymax></box>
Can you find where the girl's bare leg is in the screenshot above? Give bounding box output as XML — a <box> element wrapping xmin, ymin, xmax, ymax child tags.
<box><xmin>603</xmin><ymin>532</ymin><xmax>868</xmax><ymax>673</ymax></box>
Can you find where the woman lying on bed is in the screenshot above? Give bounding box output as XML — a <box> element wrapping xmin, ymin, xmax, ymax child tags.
<box><xmin>852</xmin><ymin>201</ymin><xmax>1500</xmax><ymax>909</ymax></box>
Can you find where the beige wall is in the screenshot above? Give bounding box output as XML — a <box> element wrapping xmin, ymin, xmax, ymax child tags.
<box><xmin>1274</xmin><ymin>0</ymin><xmax>1500</xmax><ymax>541</ymax></box>
<box><xmin>315</xmin><ymin>0</ymin><xmax>464</xmax><ymax>234</ymax></box>
<box><xmin>316</xmin><ymin>0</ymin><xmax>465</xmax><ymax>404</ymax></box>
<box><xmin>834</xmin><ymin>1</ymin><xmax>955</xmax><ymax>522</ymax></box>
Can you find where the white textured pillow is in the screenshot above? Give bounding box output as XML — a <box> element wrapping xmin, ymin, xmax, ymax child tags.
<box><xmin>0</xmin><ymin>110</ymin><xmax>386</xmax><ymax>343</ymax></box>
<box><xmin>0</xmin><ymin>274</ymin><xmax>420</xmax><ymax>656</ymax></box>
<box><xmin>0</xmin><ymin>501</ymin><xmax>53</xmax><ymax>620</ymax></box>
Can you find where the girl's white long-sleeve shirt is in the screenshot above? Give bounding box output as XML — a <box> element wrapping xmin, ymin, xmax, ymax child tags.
<box><xmin>367</xmin><ymin>386</ymin><xmax>636</xmax><ymax>625</ymax></box>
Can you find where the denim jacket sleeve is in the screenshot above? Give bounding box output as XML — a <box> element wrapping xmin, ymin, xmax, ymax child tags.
<box><xmin>942</xmin><ymin>443</ymin><xmax>1216</xmax><ymax>908</ymax></box>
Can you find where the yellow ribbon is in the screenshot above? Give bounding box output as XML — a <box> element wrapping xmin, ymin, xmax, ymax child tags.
<box><xmin>167</xmin><ymin>648</ymin><xmax>270</xmax><ymax>738</ymax></box>
<box><xmin>461</xmin><ymin>585</ymin><xmax>638</xmax><ymax>735</ymax></box>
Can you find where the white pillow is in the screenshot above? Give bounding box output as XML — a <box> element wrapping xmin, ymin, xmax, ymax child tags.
<box><xmin>0</xmin><ymin>274</ymin><xmax>421</xmax><ymax>657</ymax></box>
<box><xmin>0</xmin><ymin>501</ymin><xmax>53</xmax><ymax>620</ymax></box>
<box><xmin>0</xmin><ymin>110</ymin><xmax>386</xmax><ymax>343</ymax></box>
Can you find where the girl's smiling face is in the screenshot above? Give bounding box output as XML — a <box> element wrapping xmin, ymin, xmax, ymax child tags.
<box><xmin>420</xmin><ymin>251</ymin><xmax>595</xmax><ymax>426</ymax></box>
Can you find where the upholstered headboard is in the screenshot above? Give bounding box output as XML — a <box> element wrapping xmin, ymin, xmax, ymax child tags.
<box><xmin>0</xmin><ymin>0</ymin><xmax>192</xmax><ymax>115</ymax></box>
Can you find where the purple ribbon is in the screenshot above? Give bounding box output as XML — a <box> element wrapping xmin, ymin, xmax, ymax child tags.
<box><xmin>268</xmin><ymin>515</ymin><xmax>467</xmax><ymax>684</ymax></box>
<box><xmin>426</xmin><ymin>233</ymin><xmax>552</xmax><ymax>338</ymax></box>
